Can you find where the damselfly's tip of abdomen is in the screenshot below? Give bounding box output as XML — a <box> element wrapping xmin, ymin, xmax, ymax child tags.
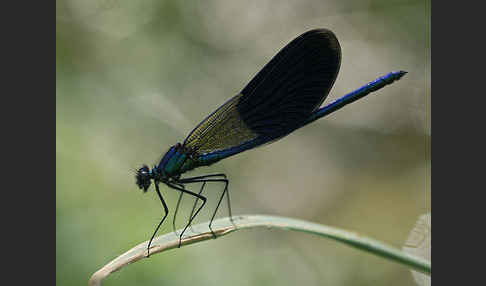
<box><xmin>397</xmin><ymin>70</ymin><xmax>408</xmax><ymax>79</ymax></box>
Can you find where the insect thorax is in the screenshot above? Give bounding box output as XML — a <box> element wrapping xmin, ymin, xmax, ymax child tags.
<box><xmin>158</xmin><ymin>143</ymin><xmax>199</xmax><ymax>177</ymax></box>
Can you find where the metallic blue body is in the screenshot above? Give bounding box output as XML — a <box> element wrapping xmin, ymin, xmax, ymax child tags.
<box><xmin>135</xmin><ymin>29</ymin><xmax>407</xmax><ymax>256</ymax></box>
<box><xmin>304</xmin><ymin>71</ymin><xmax>405</xmax><ymax>125</ymax></box>
<box><xmin>156</xmin><ymin>71</ymin><xmax>406</xmax><ymax>177</ymax></box>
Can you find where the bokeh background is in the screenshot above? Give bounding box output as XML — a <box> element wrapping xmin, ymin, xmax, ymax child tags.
<box><xmin>56</xmin><ymin>0</ymin><xmax>430</xmax><ymax>285</ymax></box>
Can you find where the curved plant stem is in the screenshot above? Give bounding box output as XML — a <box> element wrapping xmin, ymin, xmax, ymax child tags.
<box><xmin>89</xmin><ymin>214</ymin><xmax>431</xmax><ymax>286</ymax></box>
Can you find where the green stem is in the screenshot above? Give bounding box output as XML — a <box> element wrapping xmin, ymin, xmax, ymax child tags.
<box><xmin>89</xmin><ymin>214</ymin><xmax>431</xmax><ymax>286</ymax></box>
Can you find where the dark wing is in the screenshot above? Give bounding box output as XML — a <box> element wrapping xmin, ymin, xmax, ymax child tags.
<box><xmin>183</xmin><ymin>29</ymin><xmax>341</xmax><ymax>154</ymax></box>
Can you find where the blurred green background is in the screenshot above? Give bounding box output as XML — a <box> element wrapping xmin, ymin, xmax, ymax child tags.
<box><xmin>56</xmin><ymin>0</ymin><xmax>430</xmax><ymax>285</ymax></box>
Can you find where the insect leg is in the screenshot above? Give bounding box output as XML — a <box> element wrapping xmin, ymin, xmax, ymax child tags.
<box><xmin>179</xmin><ymin>174</ymin><xmax>233</xmax><ymax>223</ymax></box>
<box><xmin>187</xmin><ymin>181</ymin><xmax>206</xmax><ymax>233</ymax></box>
<box><xmin>172</xmin><ymin>183</ymin><xmax>185</xmax><ymax>236</ymax></box>
<box><xmin>179</xmin><ymin>174</ymin><xmax>233</xmax><ymax>238</ymax></box>
<box><xmin>167</xmin><ymin>183</ymin><xmax>207</xmax><ymax>248</ymax></box>
<box><xmin>147</xmin><ymin>182</ymin><xmax>169</xmax><ymax>257</ymax></box>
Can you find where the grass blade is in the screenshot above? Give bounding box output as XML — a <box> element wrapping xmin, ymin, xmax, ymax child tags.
<box><xmin>89</xmin><ymin>214</ymin><xmax>431</xmax><ymax>286</ymax></box>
